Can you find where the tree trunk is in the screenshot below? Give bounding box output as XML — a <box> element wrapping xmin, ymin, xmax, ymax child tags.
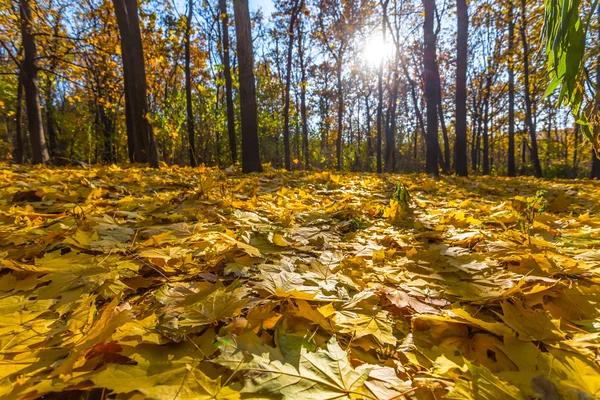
<box><xmin>423</xmin><ymin>0</ymin><xmax>438</xmax><ymax>175</ymax></box>
<box><xmin>185</xmin><ymin>0</ymin><xmax>196</xmax><ymax>166</ymax></box>
<box><xmin>298</xmin><ymin>19</ymin><xmax>309</xmax><ymax>169</ymax></box>
<box><xmin>454</xmin><ymin>0</ymin><xmax>468</xmax><ymax>176</ymax></box>
<box><xmin>482</xmin><ymin>69</ymin><xmax>492</xmax><ymax>175</ymax></box>
<box><xmin>365</xmin><ymin>91</ymin><xmax>373</xmax><ymax>171</ymax></box>
<box><xmin>435</xmin><ymin>61</ymin><xmax>450</xmax><ymax>173</ymax></box>
<box><xmin>572</xmin><ymin>124</ymin><xmax>579</xmax><ymax>168</ymax></box>
<box><xmin>282</xmin><ymin>0</ymin><xmax>301</xmax><ymax>170</ymax></box>
<box><xmin>482</xmin><ymin>98</ymin><xmax>490</xmax><ymax>175</ymax></box>
<box><xmin>335</xmin><ymin>57</ymin><xmax>343</xmax><ymax>171</ymax></box>
<box><xmin>233</xmin><ymin>0</ymin><xmax>262</xmax><ymax>173</ymax></box>
<box><xmin>520</xmin><ymin>0</ymin><xmax>542</xmax><ymax>177</ymax></box>
<box><xmin>376</xmin><ymin>0</ymin><xmax>389</xmax><ymax>173</ymax></box>
<box><xmin>45</xmin><ymin>78</ymin><xmax>58</xmax><ymax>157</ymax></box>
<box><xmin>112</xmin><ymin>0</ymin><xmax>159</xmax><ymax>167</ymax></box>
<box><xmin>385</xmin><ymin>70</ymin><xmax>399</xmax><ymax>172</ymax></box>
<box><xmin>507</xmin><ymin>4</ymin><xmax>516</xmax><ymax>176</ymax></box>
<box><xmin>14</xmin><ymin>72</ymin><xmax>25</xmax><ymax>163</ymax></box>
<box><xmin>219</xmin><ymin>0</ymin><xmax>237</xmax><ymax>164</ymax></box>
<box><xmin>99</xmin><ymin>103</ymin><xmax>115</xmax><ymax>164</ymax></box>
<box><xmin>20</xmin><ymin>0</ymin><xmax>49</xmax><ymax>164</ymax></box>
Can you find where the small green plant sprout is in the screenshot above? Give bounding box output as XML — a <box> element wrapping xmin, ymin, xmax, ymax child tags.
<box><xmin>383</xmin><ymin>182</ymin><xmax>411</xmax><ymax>223</ymax></box>
<box><xmin>519</xmin><ymin>190</ymin><xmax>548</xmax><ymax>245</ymax></box>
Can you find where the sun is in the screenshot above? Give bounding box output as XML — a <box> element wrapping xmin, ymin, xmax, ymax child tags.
<box><xmin>362</xmin><ymin>33</ymin><xmax>395</xmax><ymax>68</ymax></box>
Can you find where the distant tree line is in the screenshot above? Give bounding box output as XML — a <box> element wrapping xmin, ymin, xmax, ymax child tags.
<box><xmin>0</xmin><ymin>0</ymin><xmax>598</xmax><ymax>178</ymax></box>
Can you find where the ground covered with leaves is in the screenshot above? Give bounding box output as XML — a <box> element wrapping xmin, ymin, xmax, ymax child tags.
<box><xmin>0</xmin><ymin>164</ymin><xmax>599</xmax><ymax>399</ymax></box>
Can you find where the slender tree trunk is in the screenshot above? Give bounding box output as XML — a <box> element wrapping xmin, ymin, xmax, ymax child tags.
<box><xmin>20</xmin><ymin>0</ymin><xmax>49</xmax><ymax>164</ymax></box>
<box><xmin>282</xmin><ymin>0</ymin><xmax>301</xmax><ymax>170</ymax></box>
<box><xmin>298</xmin><ymin>20</ymin><xmax>309</xmax><ymax>169</ymax></box>
<box><xmin>593</xmin><ymin>11</ymin><xmax>600</xmax><ymax>179</ymax></box>
<box><xmin>45</xmin><ymin>76</ymin><xmax>58</xmax><ymax>158</ymax></box>
<box><xmin>99</xmin><ymin>103</ymin><xmax>115</xmax><ymax>163</ymax></box>
<box><xmin>185</xmin><ymin>0</ymin><xmax>196</xmax><ymax>166</ymax></box>
<box><xmin>112</xmin><ymin>0</ymin><xmax>159</xmax><ymax>167</ymax></box>
<box><xmin>507</xmin><ymin>5</ymin><xmax>516</xmax><ymax>176</ymax></box>
<box><xmin>482</xmin><ymin>70</ymin><xmax>492</xmax><ymax>175</ymax></box>
<box><xmin>385</xmin><ymin>70</ymin><xmax>399</xmax><ymax>172</ymax></box>
<box><xmin>234</xmin><ymin>0</ymin><xmax>262</xmax><ymax>173</ymax></box>
<box><xmin>507</xmin><ymin>7</ymin><xmax>517</xmax><ymax>176</ymax></box>
<box><xmin>335</xmin><ymin>56</ymin><xmax>343</xmax><ymax>171</ymax></box>
<box><xmin>376</xmin><ymin>0</ymin><xmax>389</xmax><ymax>173</ymax></box>
<box><xmin>365</xmin><ymin>91</ymin><xmax>373</xmax><ymax>171</ymax></box>
<box><xmin>219</xmin><ymin>0</ymin><xmax>237</xmax><ymax>164</ymax></box>
<box><xmin>482</xmin><ymin>98</ymin><xmax>490</xmax><ymax>175</ymax></box>
<box><xmin>423</xmin><ymin>0</ymin><xmax>438</xmax><ymax>175</ymax></box>
<box><xmin>454</xmin><ymin>0</ymin><xmax>468</xmax><ymax>176</ymax></box>
<box><xmin>435</xmin><ymin>61</ymin><xmax>450</xmax><ymax>173</ymax></box>
<box><xmin>520</xmin><ymin>0</ymin><xmax>542</xmax><ymax>177</ymax></box>
<box><xmin>14</xmin><ymin>73</ymin><xmax>25</xmax><ymax>163</ymax></box>
<box><xmin>572</xmin><ymin>124</ymin><xmax>579</xmax><ymax>168</ymax></box>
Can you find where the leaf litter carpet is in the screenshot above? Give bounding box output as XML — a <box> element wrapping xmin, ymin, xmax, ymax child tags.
<box><xmin>0</xmin><ymin>164</ymin><xmax>599</xmax><ymax>399</ymax></box>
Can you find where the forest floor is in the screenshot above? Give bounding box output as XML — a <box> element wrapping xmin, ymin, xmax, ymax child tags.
<box><xmin>0</xmin><ymin>164</ymin><xmax>599</xmax><ymax>399</ymax></box>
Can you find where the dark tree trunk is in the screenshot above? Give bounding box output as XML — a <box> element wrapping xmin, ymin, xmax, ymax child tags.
<box><xmin>376</xmin><ymin>0</ymin><xmax>389</xmax><ymax>173</ymax></box>
<box><xmin>219</xmin><ymin>0</ymin><xmax>238</xmax><ymax>164</ymax></box>
<box><xmin>234</xmin><ymin>0</ymin><xmax>262</xmax><ymax>173</ymax></box>
<box><xmin>365</xmin><ymin>91</ymin><xmax>373</xmax><ymax>171</ymax></box>
<box><xmin>572</xmin><ymin>124</ymin><xmax>579</xmax><ymax>168</ymax></box>
<box><xmin>385</xmin><ymin>70</ymin><xmax>399</xmax><ymax>172</ymax></box>
<box><xmin>482</xmin><ymin>99</ymin><xmax>489</xmax><ymax>175</ymax></box>
<box><xmin>423</xmin><ymin>0</ymin><xmax>438</xmax><ymax>175</ymax></box>
<box><xmin>14</xmin><ymin>73</ymin><xmax>25</xmax><ymax>164</ymax></box>
<box><xmin>185</xmin><ymin>0</ymin><xmax>196</xmax><ymax>166</ymax></box>
<box><xmin>99</xmin><ymin>104</ymin><xmax>115</xmax><ymax>163</ymax></box>
<box><xmin>20</xmin><ymin>0</ymin><xmax>49</xmax><ymax>164</ymax></box>
<box><xmin>402</xmin><ymin>64</ymin><xmax>426</xmax><ymax>154</ymax></box>
<box><xmin>335</xmin><ymin>58</ymin><xmax>343</xmax><ymax>170</ymax></box>
<box><xmin>298</xmin><ymin>19</ymin><xmax>309</xmax><ymax>169</ymax></box>
<box><xmin>435</xmin><ymin>61</ymin><xmax>450</xmax><ymax>173</ymax></box>
<box><xmin>592</xmin><ymin>149</ymin><xmax>600</xmax><ymax>179</ymax></box>
<box><xmin>482</xmin><ymin>70</ymin><xmax>492</xmax><ymax>175</ymax></box>
<box><xmin>282</xmin><ymin>0</ymin><xmax>301</xmax><ymax>170</ymax></box>
<box><xmin>454</xmin><ymin>0</ymin><xmax>468</xmax><ymax>176</ymax></box>
<box><xmin>593</xmin><ymin>11</ymin><xmax>600</xmax><ymax>179</ymax></box>
<box><xmin>507</xmin><ymin>4</ymin><xmax>516</xmax><ymax>176</ymax></box>
<box><xmin>520</xmin><ymin>0</ymin><xmax>542</xmax><ymax>177</ymax></box>
<box><xmin>112</xmin><ymin>0</ymin><xmax>159</xmax><ymax>167</ymax></box>
<box><xmin>45</xmin><ymin>78</ymin><xmax>58</xmax><ymax>157</ymax></box>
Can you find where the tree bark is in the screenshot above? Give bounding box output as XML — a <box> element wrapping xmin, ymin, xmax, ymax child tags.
<box><xmin>593</xmin><ymin>10</ymin><xmax>600</xmax><ymax>179</ymax></box>
<box><xmin>219</xmin><ymin>0</ymin><xmax>238</xmax><ymax>164</ymax></box>
<box><xmin>454</xmin><ymin>0</ymin><xmax>468</xmax><ymax>176</ymax></box>
<box><xmin>14</xmin><ymin>72</ymin><xmax>25</xmax><ymax>164</ymax></box>
<box><xmin>376</xmin><ymin>0</ymin><xmax>389</xmax><ymax>173</ymax></box>
<box><xmin>335</xmin><ymin>57</ymin><xmax>343</xmax><ymax>170</ymax></box>
<box><xmin>365</xmin><ymin>90</ymin><xmax>373</xmax><ymax>171</ymax></box>
<box><xmin>20</xmin><ymin>0</ymin><xmax>49</xmax><ymax>164</ymax></box>
<box><xmin>112</xmin><ymin>0</ymin><xmax>159</xmax><ymax>167</ymax></box>
<box><xmin>520</xmin><ymin>0</ymin><xmax>542</xmax><ymax>177</ymax></box>
<box><xmin>233</xmin><ymin>0</ymin><xmax>262</xmax><ymax>173</ymax></box>
<box><xmin>435</xmin><ymin>61</ymin><xmax>450</xmax><ymax>173</ymax></box>
<box><xmin>385</xmin><ymin>69</ymin><xmax>399</xmax><ymax>172</ymax></box>
<box><xmin>45</xmin><ymin>78</ymin><xmax>58</xmax><ymax>157</ymax></box>
<box><xmin>507</xmin><ymin>3</ymin><xmax>516</xmax><ymax>176</ymax></box>
<box><xmin>423</xmin><ymin>0</ymin><xmax>438</xmax><ymax>175</ymax></box>
<box><xmin>482</xmin><ymin>68</ymin><xmax>492</xmax><ymax>175</ymax></box>
<box><xmin>298</xmin><ymin>18</ymin><xmax>309</xmax><ymax>169</ymax></box>
<box><xmin>185</xmin><ymin>0</ymin><xmax>196</xmax><ymax>166</ymax></box>
<box><xmin>282</xmin><ymin>0</ymin><xmax>301</xmax><ymax>170</ymax></box>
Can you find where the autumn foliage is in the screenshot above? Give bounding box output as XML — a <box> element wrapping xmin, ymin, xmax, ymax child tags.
<box><xmin>0</xmin><ymin>163</ymin><xmax>598</xmax><ymax>398</ymax></box>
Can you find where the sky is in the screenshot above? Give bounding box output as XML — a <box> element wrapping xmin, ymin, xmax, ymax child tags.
<box><xmin>249</xmin><ymin>0</ymin><xmax>275</xmax><ymax>15</ymax></box>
